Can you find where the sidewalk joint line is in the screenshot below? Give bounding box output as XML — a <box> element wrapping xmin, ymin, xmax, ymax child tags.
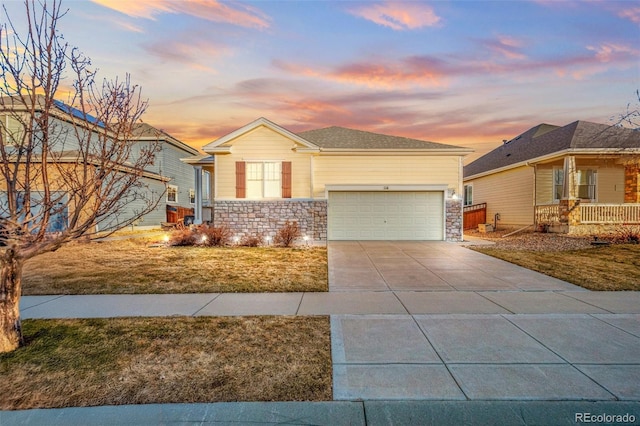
<box><xmin>20</xmin><ymin>295</ymin><xmax>66</xmax><ymax>311</ymax></box>
<box><xmin>191</xmin><ymin>293</ymin><xmax>222</xmax><ymax>317</ymax></box>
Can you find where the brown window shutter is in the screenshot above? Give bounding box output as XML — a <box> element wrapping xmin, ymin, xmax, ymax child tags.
<box><xmin>282</xmin><ymin>161</ymin><xmax>292</xmax><ymax>198</ymax></box>
<box><xmin>236</xmin><ymin>162</ymin><xmax>246</xmax><ymax>198</ymax></box>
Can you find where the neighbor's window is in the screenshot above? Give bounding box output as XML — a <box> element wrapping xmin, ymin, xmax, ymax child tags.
<box><xmin>246</xmin><ymin>162</ymin><xmax>281</xmax><ymax>199</ymax></box>
<box><xmin>553</xmin><ymin>168</ymin><xmax>564</xmax><ymax>202</ymax></box>
<box><xmin>202</xmin><ymin>170</ymin><xmax>211</xmax><ymax>201</ymax></box>
<box><xmin>464</xmin><ymin>184</ymin><xmax>473</xmax><ymax>206</ymax></box>
<box><xmin>577</xmin><ymin>169</ymin><xmax>596</xmax><ymax>200</ymax></box>
<box><xmin>189</xmin><ymin>189</ymin><xmax>195</xmax><ymax>204</ymax></box>
<box><xmin>167</xmin><ymin>185</ymin><xmax>178</xmax><ymax>203</ymax></box>
<box><xmin>0</xmin><ymin>114</ymin><xmax>24</xmax><ymax>146</ymax></box>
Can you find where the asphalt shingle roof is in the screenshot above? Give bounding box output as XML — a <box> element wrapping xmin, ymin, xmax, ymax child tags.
<box><xmin>298</xmin><ymin>126</ymin><xmax>468</xmax><ymax>150</ymax></box>
<box><xmin>464</xmin><ymin>121</ymin><xmax>640</xmax><ymax>177</ymax></box>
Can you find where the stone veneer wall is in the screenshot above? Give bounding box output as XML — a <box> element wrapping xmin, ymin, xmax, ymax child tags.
<box><xmin>445</xmin><ymin>199</ymin><xmax>463</xmax><ymax>242</ymax></box>
<box><xmin>213</xmin><ymin>200</ymin><xmax>327</xmax><ymax>241</ymax></box>
<box><xmin>625</xmin><ymin>165</ymin><xmax>639</xmax><ymax>204</ymax></box>
<box><xmin>214</xmin><ymin>198</ymin><xmax>462</xmax><ymax>242</ymax></box>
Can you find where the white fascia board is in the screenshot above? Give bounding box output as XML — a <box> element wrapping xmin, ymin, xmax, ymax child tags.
<box><xmin>205</xmin><ymin>146</ymin><xmax>232</xmax><ymax>154</ymax></box>
<box><xmin>202</xmin><ymin>117</ymin><xmax>319</xmax><ymax>151</ymax></box>
<box><xmin>318</xmin><ymin>148</ymin><xmax>473</xmax><ymax>156</ymax></box>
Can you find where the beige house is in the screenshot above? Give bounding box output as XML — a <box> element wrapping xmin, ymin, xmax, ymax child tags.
<box><xmin>185</xmin><ymin>117</ymin><xmax>472</xmax><ymax>241</ymax></box>
<box><xmin>463</xmin><ymin>121</ymin><xmax>640</xmax><ymax>234</ymax></box>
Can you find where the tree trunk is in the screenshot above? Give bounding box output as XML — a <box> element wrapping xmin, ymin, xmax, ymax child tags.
<box><xmin>0</xmin><ymin>250</ymin><xmax>24</xmax><ymax>353</ymax></box>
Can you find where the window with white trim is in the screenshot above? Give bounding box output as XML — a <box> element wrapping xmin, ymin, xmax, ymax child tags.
<box><xmin>189</xmin><ymin>189</ymin><xmax>195</xmax><ymax>204</ymax></box>
<box><xmin>246</xmin><ymin>162</ymin><xmax>281</xmax><ymax>199</ymax></box>
<box><xmin>463</xmin><ymin>184</ymin><xmax>473</xmax><ymax>206</ymax></box>
<box><xmin>553</xmin><ymin>168</ymin><xmax>597</xmax><ymax>201</ymax></box>
<box><xmin>167</xmin><ymin>185</ymin><xmax>178</xmax><ymax>203</ymax></box>
<box><xmin>202</xmin><ymin>170</ymin><xmax>211</xmax><ymax>201</ymax></box>
<box><xmin>0</xmin><ymin>114</ymin><xmax>23</xmax><ymax>146</ymax></box>
<box><xmin>577</xmin><ymin>169</ymin><xmax>597</xmax><ymax>200</ymax></box>
<box><xmin>553</xmin><ymin>168</ymin><xmax>564</xmax><ymax>202</ymax></box>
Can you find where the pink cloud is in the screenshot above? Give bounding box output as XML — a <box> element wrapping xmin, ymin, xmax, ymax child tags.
<box><xmin>348</xmin><ymin>1</ymin><xmax>441</xmax><ymax>30</ymax></box>
<box><xmin>143</xmin><ymin>37</ymin><xmax>226</xmax><ymax>71</ymax></box>
<box><xmin>91</xmin><ymin>0</ymin><xmax>270</xmax><ymax>29</ymax></box>
<box><xmin>481</xmin><ymin>35</ymin><xmax>527</xmax><ymax>60</ymax></box>
<box><xmin>274</xmin><ymin>55</ymin><xmax>454</xmax><ymax>88</ymax></box>
<box><xmin>619</xmin><ymin>7</ymin><xmax>640</xmax><ymax>25</ymax></box>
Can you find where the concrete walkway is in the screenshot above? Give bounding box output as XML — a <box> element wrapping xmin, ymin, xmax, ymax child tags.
<box><xmin>8</xmin><ymin>240</ymin><xmax>640</xmax><ymax>424</ymax></box>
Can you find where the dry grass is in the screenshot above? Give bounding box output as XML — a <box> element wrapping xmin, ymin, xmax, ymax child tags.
<box><xmin>23</xmin><ymin>238</ymin><xmax>327</xmax><ymax>294</ymax></box>
<box><xmin>0</xmin><ymin>316</ymin><xmax>332</xmax><ymax>409</ymax></box>
<box><xmin>473</xmin><ymin>240</ymin><xmax>640</xmax><ymax>291</ymax></box>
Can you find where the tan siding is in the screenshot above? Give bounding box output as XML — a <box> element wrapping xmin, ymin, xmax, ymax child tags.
<box><xmin>313</xmin><ymin>155</ymin><xmax>459</xmax><ymax>198</ymax></box>
<box><xmin>467</xmin><ymin>166</ymin><xmax>534</xmax><ymax>227</ymax></box>
<box><xmin>596</xmin><ymin>166</ymin><xmax>624</xmax><ymax>203</ymax></box>
<box><xmin>535</xmin><ymin>165</ymin><xmax>554</xmax><ymax>205</ymax></box>
<box><xmin>215</xmin><ymin>126</ymin><xmax>312</xmax><ymax>199</ymax></box>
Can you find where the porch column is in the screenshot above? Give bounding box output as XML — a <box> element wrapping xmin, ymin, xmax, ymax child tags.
<box><xmin>194</xmin><ymin>165</ymin><xmax>203</xmax><ymax>225</ymax></box>
<box><xmin>561</xmin><ymin>155</ymin><xmax>577</xmax><ymax>200</ymax></box>
<box><xmin>624</xmin><ymin>165</ymin><xmax>640</xmax><ymax>203</ymax></box>
<box><xmin>560</xmin><ymin>155</ymin><xmax>580</xmax><ymax>228</ymax></box>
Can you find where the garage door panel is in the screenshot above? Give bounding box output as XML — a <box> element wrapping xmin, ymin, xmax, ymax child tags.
<box><xmin>328</xmin><ymin>191</ymin><xmax>443</xmax><ymax>241</ymax></box>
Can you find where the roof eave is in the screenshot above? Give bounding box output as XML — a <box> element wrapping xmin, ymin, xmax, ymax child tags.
<box><xmin>202</xmin><ymin>117</ymin><xmax>319</xmax><ymax>151</ymax></box>
<box><xmin>464</xmin><ymin>147</ymin><xmax>640</xmax><ymax>181</ymax></box>
<box><xmin>319</xmin><ymin>148</ymin><xmax>474</xmax><ymax>156</ymax></box>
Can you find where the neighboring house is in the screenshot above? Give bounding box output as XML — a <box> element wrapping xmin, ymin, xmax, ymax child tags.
<box><xmin>0</xmin><ymin>97</ymin><xmax>199</xmax><ymax>232</ymax></box>
<box><xmin>130</xmin><ymin>123</ymin><xmax>200</xmax><ymax>228</ymax></box>
<box><xmin>463</xmin><ymin>120</ymin><xmax>640</xmax><ymax>234</ymax></box>
<box><xmin>184</xmin><ymin>117</ymin><xmax>472</xmax><ymax>242</ymax></box>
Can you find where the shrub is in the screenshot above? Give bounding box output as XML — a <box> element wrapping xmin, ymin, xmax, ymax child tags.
<box><xmin>612</xmin><ymin>225</ymin><xmax>640</xmax><ymax>244</ymax></box>
<box><xmin>169</xmin><ymin>227</ymin><xmax>197</xmax><ymax>246</ymax></box>
<box><xmin>197</xmin><ymin>224</ymin><xmax>233</xmax><ymax>247</ymax></box>
<box><xmin>274</xmin><ymin>221</ymin><xmax>301</xmax><ymax>247</ymax></box>
<box><xmin>239</xmin><ymin>233</ymin><xmax>263</xmax><ymax>247</ymax></box>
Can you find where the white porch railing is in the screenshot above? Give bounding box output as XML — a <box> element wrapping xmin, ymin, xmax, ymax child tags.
<box><xmin>535</xmin><ymin>204</ymin><xmax>561</xmax><ymax>224</ymax></box>
<box><xmin>580</xmin><ymin>204</ymin><xmax>640</xmax><ymax>224</ymax></box>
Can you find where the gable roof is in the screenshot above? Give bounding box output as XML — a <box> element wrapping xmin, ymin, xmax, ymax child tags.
<box><xmin>132</xmin><ymin>123</ymin><xmax>199</xmax><ymax>156</ymax></box>
<box><xmin>298</xmin><ymin>126</ymin><xmax>470</xmax><ymax>152</ymax></box>
<box><xmin>202</xmin><ymin>117</ymin><xmax>319</xmax><ymax>153</ymax></box>
<box><xmin>464</xmin><ymin>120</ymin><xmax>640</xmax><ymax>178</ymax></box>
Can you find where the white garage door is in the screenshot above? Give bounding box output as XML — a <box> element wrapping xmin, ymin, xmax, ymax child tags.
<box><xmin>328</xmin><ymin>191</ymin><xmax>444</xmax><ymax>240</ymax></box>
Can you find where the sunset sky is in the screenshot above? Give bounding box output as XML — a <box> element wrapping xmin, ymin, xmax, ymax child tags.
<box><xmin>3</xmin><ymin>0</ymin><xmax>639</xmax><ymax>161</ymax></box>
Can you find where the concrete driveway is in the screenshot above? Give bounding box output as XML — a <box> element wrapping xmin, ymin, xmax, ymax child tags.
<box><xmin>328</xmin><ymin>241</ymin><xmax>640</xmax><ymax>403</ymax></box>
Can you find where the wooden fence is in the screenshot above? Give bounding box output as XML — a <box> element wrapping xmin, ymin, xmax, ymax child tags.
<box><xmin>166</xmin><ymin>205</ymin><xmax>194</xmax><ymax>224</ymax></box>
<box><xmin>463</xmin><ymin>203</ymin><xmax>487</xmax><ymax>230</ymax></box>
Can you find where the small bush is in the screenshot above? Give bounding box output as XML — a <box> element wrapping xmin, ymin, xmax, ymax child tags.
<box><xmin>612</xmin><ymin>225</ymin><xmax>640</xmax><ymax>244</ymax></box>
<box><xmin>198</xmin><ymin>224</ymin><xmax>233</xmax><ymax>247</ymax></box>
<box><xmin>239</xmin><ymin>234</ymin><xmax>263</xmax><ymax>247</ymax></box>
<box><xmin>169</xmin><ymin>227</ymin><xmax>197</xmax><ymax>246</ymax></box>
<box><xmin>274</xmin><ymin>221</ymin><xmax>301</xmax><ymax>247</ymax></box>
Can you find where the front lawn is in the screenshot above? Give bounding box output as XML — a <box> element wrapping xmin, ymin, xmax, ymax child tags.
<box><xmin>23</xmin><ymin>238</ymin><xmax>328</xmax><ymax>294</ymax></box>
<box><xmin>474</xmin><ymin>243</ymin><xmax>640</xmax><ymax>291</ymax></box>
<box><xmin>0</xmin><ymin>316</ymin><xmax>332</xmax><ymax>409</ymax></box>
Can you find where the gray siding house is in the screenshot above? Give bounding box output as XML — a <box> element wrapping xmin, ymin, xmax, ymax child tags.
<box><xmin>0</xmin><ymin>97</ymin><xmax>199</xmax><ymax>232</ymax></box>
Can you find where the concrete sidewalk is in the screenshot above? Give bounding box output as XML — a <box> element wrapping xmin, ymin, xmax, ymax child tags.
<box><xmin>20</xmin><ymin>290</ymin><xmax>640</xmax><ymax>318</ymax></box>
<box><xmin>2</xmin><ymin>401</ymin><xmax>639</xmax><ymax>425</ymax></box>
<box><xmin>8</xmin><ymin>240</ymin><xmax>640</xmax><ymax>424</ymax></box>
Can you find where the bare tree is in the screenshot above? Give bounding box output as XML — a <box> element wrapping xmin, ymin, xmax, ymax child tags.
<box><xmin>612</xmin><ymin>89</ymin><xmax>639</xmax><ymax>130</ymax></box>
<box><xmin>0</xmin><ymin>1</ymin><xmax>162</xmax><ymax>352</ymax></box>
